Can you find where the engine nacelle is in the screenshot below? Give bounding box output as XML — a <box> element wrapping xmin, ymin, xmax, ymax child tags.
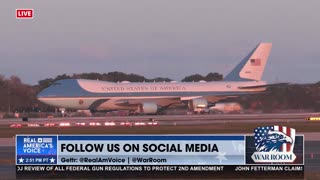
<box><xmin>209</xmin><ymin>102</ymin><xmax>243</xmax><ymax>113</ymax></box>
<box><xmin>188</xmin><ymin>98</ymin><xmax>208</xmax><ymax>110</ymax></box>
<box><xmin>138</xmin><ymin>102</ymin><xmax>158</xmax><ymax>114</ymax></box>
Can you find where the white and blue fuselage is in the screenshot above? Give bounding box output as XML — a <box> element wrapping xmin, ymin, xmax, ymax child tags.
<box><xmin>37</xmin><ymin>79</ymin><xmax>267</xmax><ymax>110</ymax></box>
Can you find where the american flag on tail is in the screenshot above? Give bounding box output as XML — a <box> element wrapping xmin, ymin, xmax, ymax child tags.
<box><xmin>250</xmin><ymin>59</ymin><xmax>261</xmax><ymax>66</ymax></box>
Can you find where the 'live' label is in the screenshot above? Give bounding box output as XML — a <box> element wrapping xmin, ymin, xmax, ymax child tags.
<box><xmin>16</xmin><ymin>9</ymin><xmax>34</xmax><ymax>19</ymax></box>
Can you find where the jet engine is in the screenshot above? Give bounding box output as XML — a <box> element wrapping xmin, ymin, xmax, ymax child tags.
<box><xmin>138</xmin><ymin>102</ymin><xmax>158</xmax><ymax>114</ymax></box>
<box><xmin>209</xmin><ymin>102</ymin><xmax>243</xmax><ymax>114</ymax></box>
<box><xmin>188</xmin><ymin>98</ymin><xmax>208</xmax><ymax>109</ymax></box>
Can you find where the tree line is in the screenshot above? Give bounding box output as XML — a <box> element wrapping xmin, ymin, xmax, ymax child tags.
<box><xmin>0</xmin><ymin>72</ymin><xmax>319</xmax><ymax>114</ymax></box>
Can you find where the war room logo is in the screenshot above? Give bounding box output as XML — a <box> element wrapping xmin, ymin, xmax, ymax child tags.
<box><xmin>251</xmin><ymin>126</ymin><xmax>296</xmax><ymax>163</ymax></box>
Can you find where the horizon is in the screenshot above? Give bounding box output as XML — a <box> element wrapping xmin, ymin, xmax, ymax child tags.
<box><xmin>1</xmin><ymin>71</ymin><xmax>319</xmax><ymax>86</ymax></box>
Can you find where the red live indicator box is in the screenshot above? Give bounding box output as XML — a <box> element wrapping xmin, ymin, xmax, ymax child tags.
<box><xmin>16</xmin><ymin>9</ymin><xmax>34</xmax><ymax>19</ymax></box>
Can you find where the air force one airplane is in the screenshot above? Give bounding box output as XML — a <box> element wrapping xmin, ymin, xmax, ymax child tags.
<box><xmin>37</xmin><ymin>43</ymin><xmax>283</xmax><ymax>114</ymax></box>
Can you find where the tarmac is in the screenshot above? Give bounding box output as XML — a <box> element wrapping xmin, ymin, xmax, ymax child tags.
<box><xmin>0</xmin><ymin>112</ymin><xmax>319</xmax><ymax>179</ymax></box>
<box><xmin>1</xmin><ymin>112</ymin><xmax>318</xmax><ymax>126</ymax></box>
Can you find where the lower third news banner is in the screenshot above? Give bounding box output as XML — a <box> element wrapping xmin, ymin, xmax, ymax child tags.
<box><xmin>16</xmin><ymin>133</ymin><xmax>304</xmax><ymax>179</ymax></box>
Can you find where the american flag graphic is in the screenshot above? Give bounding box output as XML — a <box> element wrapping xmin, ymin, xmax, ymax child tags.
<box><xmin>43</xmin><ymin>138</ymin><xmax>52</xmax><ymax>143</ymax></box>
<box><xmin>250</xmin><ymin>59</ymin><xmax>261</xmax><ymax>66</ymax></box>
<box><xmin>254</xmin><ymin>126</ymin><xmax>296</xmax><ymax>152</ymax></box>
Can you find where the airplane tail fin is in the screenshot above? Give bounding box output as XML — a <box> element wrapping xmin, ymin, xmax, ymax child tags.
<box><xmin>224</xmin><ymin>43</ymin><xmax>272</xmax><ymax>81</ymax></box>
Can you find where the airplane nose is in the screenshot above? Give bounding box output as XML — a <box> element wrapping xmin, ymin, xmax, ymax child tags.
<box><xmin>37</xmin><ymin>88</ymin><xmax>46</xmax><ymax>98</ymax></box>
<box><xmin>37</xmin><ymin>91</ymin><xmax>45</xmax><ymax>102</ymax></box>
<box><xmin>37</xmin><ymin>88</ymin><xmax>51</xmax><ymax>102</ymax></box>
<box><xmin>37</xmin><ymin>91</ymin><xmax>43</xmax><ymax>99</ymax></box>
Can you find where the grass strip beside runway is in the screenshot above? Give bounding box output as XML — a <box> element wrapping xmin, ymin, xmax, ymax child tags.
<box><xmin>1</xmin><ymin>121</ymin><xmax>320</xmax><ymax>138</ymax></box>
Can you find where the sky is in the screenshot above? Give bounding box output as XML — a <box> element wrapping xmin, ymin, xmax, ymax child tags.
<box><xmin>1</xmin><ymin>0</ymin><xmax>319</xmax><ymax>85</ymax></box>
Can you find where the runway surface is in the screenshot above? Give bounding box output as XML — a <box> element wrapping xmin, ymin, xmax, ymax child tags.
<box><xmin>1</xmin><ymin>112</ymin><xmax>319</xmax><ymax>126</ymax></box>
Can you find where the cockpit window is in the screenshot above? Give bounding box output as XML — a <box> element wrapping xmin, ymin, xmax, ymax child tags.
<box><xmin>52</xmin><ymin>82</ymin><xmax>61</xmax><ymax>86</ymax></box>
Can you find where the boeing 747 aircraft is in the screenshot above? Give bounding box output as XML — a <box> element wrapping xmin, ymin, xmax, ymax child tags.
<box><xmin>37</xmin><ymin>43</ymin><xmax>282</xmax><ymax>114</ymax></box>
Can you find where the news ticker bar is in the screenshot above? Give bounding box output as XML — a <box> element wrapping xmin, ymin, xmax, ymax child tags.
<box><xmin>16</xmin><ymin>165</ymin><xmax>304</xmax><ymax>179</ymax></box>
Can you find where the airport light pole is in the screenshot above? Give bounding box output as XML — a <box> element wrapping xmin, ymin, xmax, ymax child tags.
<box><xmin>8</xmin><ymin>86</ymin><xmax>11</xmax><ymax>113</ymax></box>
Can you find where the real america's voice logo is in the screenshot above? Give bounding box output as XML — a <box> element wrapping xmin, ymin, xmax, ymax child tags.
<box><xmin>251</xmin><ymin>125</ymin><xmax>296</xmax><ymax>163</ymax></box>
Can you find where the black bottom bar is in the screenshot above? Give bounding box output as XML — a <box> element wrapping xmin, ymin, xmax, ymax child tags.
<box><xmin>16</xmin><ymin>165</ymin><xmax>304</xmax><ymax>179</ymax></box>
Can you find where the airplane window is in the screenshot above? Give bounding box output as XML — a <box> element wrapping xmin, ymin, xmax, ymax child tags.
<box><xmin>53</xmin><ymin>83</ymin><xmax>61</xmax><ymax>86</ymax></box>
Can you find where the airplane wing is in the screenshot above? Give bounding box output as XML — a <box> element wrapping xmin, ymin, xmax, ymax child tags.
<box><xmin>238</xmin><ymin>83</ymin><xmax>289</xmax><ymax>89</ymax></box>
<box><xmin>113</xmin><ymin>97</ymin><xmax>184</xmax><ymax>113</ymax></box>
<box><xmin>114</xmin><ymin>91</ymin><xmax>264</xmax><ymax>108</ymax></box>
